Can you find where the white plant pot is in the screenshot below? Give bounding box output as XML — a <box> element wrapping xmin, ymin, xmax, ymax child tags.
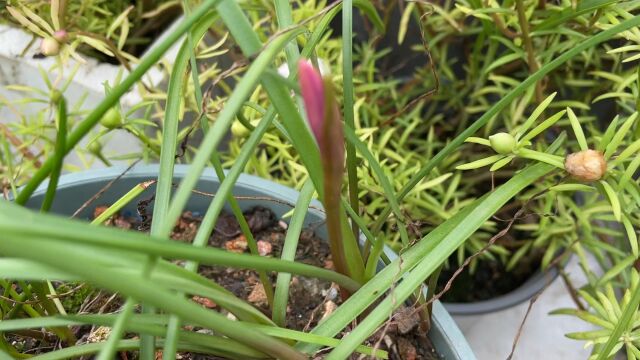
<box><xmin>0</xmin><ymin>17</ymin><xmax>183</xmax><ymax>109</ymax></box>
<box><xmin>0</xmin><ymin>17</ymin><xmax>184</xmax><ymax>167</ymax></box>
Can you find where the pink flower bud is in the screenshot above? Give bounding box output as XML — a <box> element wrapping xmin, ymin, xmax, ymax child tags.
<box><xmin>298</xmin><ymin>59</ymin><xmax>325</xmax><ymax>144</ymax></box>
<box><xmin>297</xmin><ymin>59</ymin><xmax>344</xmax><ymax>165</ymax></box>
<box><xmin>53</xmin><ymin>30</ymin><xmax>68</xmax><ymax>43</ymax></box>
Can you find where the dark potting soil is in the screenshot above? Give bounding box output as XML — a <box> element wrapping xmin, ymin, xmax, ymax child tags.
<box><xmin>435</xmin><ymin>252</ymin><xmax>542</xmax><ymax>303</ymax></box>
<box><xmin>7</xmin><ymin>205</ymin><xmax>440</xmax><ymax>359</ymax></box>
<box><xmin>163</xmin><ymin>206</ymin><xmax>441</xmax><ymax>360</ymax></box>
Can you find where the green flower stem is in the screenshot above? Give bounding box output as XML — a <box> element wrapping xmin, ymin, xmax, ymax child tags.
<box><xmin>342</xmin><ymin>0</ymin><xmax>361</xmax><ymax>241</ymax></box>
<box><xmin>215</xmin><ymin>0</ymin><xmax>366</xmax><ymax>283</ymax></box>
<box><xmin>40</xmin><ymin>97</ymin><xmax>67</xmax><ymax>213</ymax></box>
<box><xmin>30</xmin><ymin>97</ymin><xmax>77</xmax><ymax>346</ymax></box>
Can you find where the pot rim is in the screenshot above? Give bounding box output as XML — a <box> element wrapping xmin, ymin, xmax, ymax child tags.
<box><xmin>442</xmin><ymin>265</ymin><xmax>560</xmax><ymax>315</ymax></box>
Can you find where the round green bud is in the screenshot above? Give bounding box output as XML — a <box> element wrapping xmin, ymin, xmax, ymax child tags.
<box><xmin>50</xmin><ymin>89</ymin><xmax>63</xmax><ymax>103</ymax></box>
<box><xmin>100</xmin><ymin>107</ymin><xmax>123</xmax><ymax>129</ymax></box>
<box><xmin>87</xmin><ymin>140</ymin><xmax>102</xmax><ymax>154</ymax></box>
<box><xmin>489</xmin><ymin>132</ymin><xmax>516</xmax><ymax>154</ymax></box>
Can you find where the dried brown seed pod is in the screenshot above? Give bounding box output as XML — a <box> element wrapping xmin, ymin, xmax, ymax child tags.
<box><xmin>564</xmin><ymin>149</ymin><xmax>607</xmax><ymax>182</ymax></box>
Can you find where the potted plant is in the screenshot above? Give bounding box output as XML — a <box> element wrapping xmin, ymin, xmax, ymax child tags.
<box><xmin>1</xmin><ymin>0</ymin><xmax>638</xmax><ymax>358</ymax></box>
<box><xmin>14</xmin><ymin>164</ymin><xmax>474</xmax><ymax>359</ymax></box>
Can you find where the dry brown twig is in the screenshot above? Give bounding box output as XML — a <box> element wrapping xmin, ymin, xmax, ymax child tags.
<box><xmin>189</xmin><ymin>188</ymin><xmax>326</xmax><ymax>213</ymax></box>
<box><xmin>71</xmin><ymin>159</ymin><xmax>142</xmax><ymax>218</ymax></box>
<box><xmin>405</xmin><ymin>173</ymin><xmax>565</xmax><ymax>319</ymax></box>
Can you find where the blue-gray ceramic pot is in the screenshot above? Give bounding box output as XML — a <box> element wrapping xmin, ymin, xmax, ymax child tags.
<box><xmin>27</xmin><ymin>164</ymin><xmax>476</xmax><ymax>359</ymax></box>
